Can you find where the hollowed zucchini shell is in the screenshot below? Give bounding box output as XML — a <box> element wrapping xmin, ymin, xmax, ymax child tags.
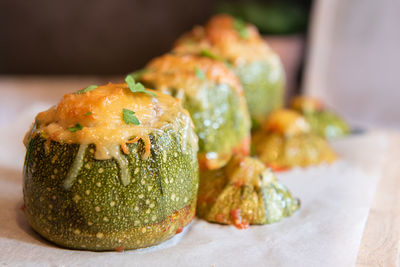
<box><xmin>23</xmin><ymin>128</ymin><xmax>198</xmax><ymax>251</ymax></box>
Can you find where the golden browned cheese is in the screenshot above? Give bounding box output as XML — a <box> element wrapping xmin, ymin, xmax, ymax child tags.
<box><xmin>30</xmin><ymin>83</ymin><xmax>197</xmax><ymax>161</ymax></box>
<box><xmin>224</xmin><ymin>156</ymin><xmax>276</xmax><ymax>187</ymax></box>
<box><xmin>263</xmin><ymin>109</ymin><xmax>310</xmax><ymax>137</ymax></box>
<box><xmin>173</xmin><ymin>14</ymin><xmax>279</xmax><ymax>66</ymax></box>
<box><xmin>142</xmin><ymin>54</ymin><xmax>244</xmax><ymax>97</ymax></box>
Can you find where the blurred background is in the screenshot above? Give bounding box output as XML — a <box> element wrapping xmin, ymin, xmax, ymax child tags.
<box><xmin>0</xmin><ymin>0</ymin><xmax>399</xmax><ymax>130</ymax></box>
<box><xmin>0</xmin><ymin>0</ymin><xmax>311</xmax><ymax>75</ymax></box>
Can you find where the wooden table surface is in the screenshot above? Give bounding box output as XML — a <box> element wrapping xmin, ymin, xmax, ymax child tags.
<box><xmin>356</xmin><ymin>133</ymin><xmax>400</xmax><ymax>267</ymax></box>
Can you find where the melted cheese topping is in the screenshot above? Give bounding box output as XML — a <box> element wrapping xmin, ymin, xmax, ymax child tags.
<box><xmin>142</xmin><ymin>54</ymin><xmax>244</xmax><ymax>99</ymax></box>
<box><xmin>29</xmin><ymin>83</ymin><xmax>197</xmax><ymax>188</ymax></box>
<box><xmin>291</xmin><ymin>96</ymin><xmax>324</xmax><ymax>113</ymax></box>
<box><xmin>263</xmin><ymin>109</ymin><xmax>310</xmax><ymax>137</ymax></box>
<box><xmin>34</xmin><ymin>83</ymin><xmax>194</xmax><ymax>156</ymax></box>
<box><xmin>225</xmin><ymin>156</ymin><xmax>276</xmax><ymax>187</ymax></box>
<box><xmin>173</xmin><ymin>14</ymin><xmax>279</xmax><ymax>66</ymax></box>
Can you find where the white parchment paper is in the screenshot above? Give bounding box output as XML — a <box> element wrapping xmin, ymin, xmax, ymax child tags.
<box><xmin>0</xmin><ymin>105</ymin><xmax>388</xmax><ymax>267</ymax></box>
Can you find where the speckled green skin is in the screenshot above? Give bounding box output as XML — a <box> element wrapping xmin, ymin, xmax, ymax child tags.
<box><xmin>303</xmin><ymin>111</ymin><xmax>350</xmax><ymax>139</ymax></box>
<box><xmin>197</xmin><ymin>168</ymin><xmax>299</xmax><ymax>225</ymax></box>
<box><xmin>139</xmin><ymin>78</ymin><xmax>250</xmax><ymax>168</ymax></box>
<box><xmin>181</xmin><ymin>83</ymin><xmax>249</xmax><ymax>159</ymax></box>
<box><xmin>23</xmin><ymin>129</ymin><xmax>198</xmax><ymax>251</ymax></box>
<box><xmin>234</xmin><ymin>60</ymin><xmax>285</xmax><ymax>129</ymax></box>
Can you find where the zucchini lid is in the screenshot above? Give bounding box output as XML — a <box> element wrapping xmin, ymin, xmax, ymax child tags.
<box><xmin>197</xmin><ymin>155</ymin><xmax>299</xmax><ymax>228</ymax></box>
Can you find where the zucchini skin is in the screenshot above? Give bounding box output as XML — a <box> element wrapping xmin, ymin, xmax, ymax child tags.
<box><xmin>303</xmin><ymin>111</ymin><xmax>350</xmax><ymax>139</ymax></box>
<box><xmin>179</xmin><ymin>83</ymin><xmax>250</xmax><ymax>169</ymax></box>
<box><xmin>290</xmin><ymin>96</ymin><xmax>349</xmax><ymax>139</ymax></box>
<box><xmin>23</xmin><ymin>129</ymin><xmax>198</xmax><ymax>251</ymax></box>
<box><xmin>234</xmin><ymin>60</ymin><xmax>285</xmax><ymax>129</ymax></box>
<box><xmin>197</xmin><ymin>157</ymin><xmax>299</xmax><ymax>226</ymax></box>
<box><xmin>139</xmin><ymin>74</ymin><xmax>251</xmax><ymax>170</ymax></box>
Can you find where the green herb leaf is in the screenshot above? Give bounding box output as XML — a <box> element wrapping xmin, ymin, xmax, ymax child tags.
<box><xmin>194</xmin><ymin>67</ymin><xmax>206</xmax><ymax>80</ymax></box>
<box><xmin>134</xmin><ymin>82</ymin><xmax>156</xmax><ymax>97</ymax></box>
<box><xmin>200</xmin><ymin>49</ymin><xmax>232</xmax><ymax>67</ymax></box>
<box><xmin>125</xmin><ymin>75</ymin><xmax>136</xmax><ymax>90</ymax></box>
<box><xmin>68</xmin><ymin>123</ymin><xmax>83</xmax><ymax>132</ymax></box>
<box><xmin>130</xmin><ymin>68</ymin><xmax>149</xmax><ymax>80</ymax></box>
<box><xmin>123</xmin><ymin>108</ymin><xmax>140</xmax><ymax>125</ymax></box>
<box><xmin>200</xmin><ymin>49</ymin><xmax>218</xmax><ymax>60</ymax></box>
<box><xmin>134</xmin><ymin>82</ymin><xmax>146</xmax><ymax>91</ymax></box>
<box><xmin>76</xmin><ymin>85</ymin><xmax>98</xmax><ymax>94</ymax></box>
<box><xmin>125</xmin><ymin>74</ymin><xmax>156</xmax><ymax>97</ymax></box>
<box><xmin>233</xmin><ymin>19</ymin><xmax>248</xmax><ymax>39</ymax></box>
<box><xmin>83</xmin><ymin>112</ymin><xmax>92</xmax><ymax>116</ymax></box>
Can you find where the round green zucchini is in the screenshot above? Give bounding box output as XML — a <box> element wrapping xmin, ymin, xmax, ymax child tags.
<box><xmin>23</xmin><ymin>83</ymin><xmax>199</xmax><ymax>251</ymax></box>
<box><xmin>138</xmin><ymin>54</ymin><xmax>251</xmax><ymax>170</ymax></box>
<box><xmin>173</xmin><ymin>14</ymin><xmax>285</xmax><ymax>128</ymax></box>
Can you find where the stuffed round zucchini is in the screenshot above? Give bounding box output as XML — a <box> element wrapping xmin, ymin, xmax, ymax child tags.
<box><xmin>291</xmin><ymin>96</ymin><xmax>350</xmax><ymax>139</ymax></box>
<box><xmin>173</xmin><ymin>14</ymin><xmax>285</xmax><ymax>128</ymax></box>
<box><xmin>136</xmin><ymin>54</ymin><xmax>251</xmax><ymax>170</ymax></box>
<box><xmin>23</xmin><ymin>82</ymin><xmax>199</xmax><ymax>251</ymax></box>
<box><xmin>197</xmin><ymin>155</ymin><xmax>299</xmax><ymax>228</ymax></box>
<box><xmin>252</xmin><ymin>109</ymin><xmax>336</xmax><ymax>170</ymax></box>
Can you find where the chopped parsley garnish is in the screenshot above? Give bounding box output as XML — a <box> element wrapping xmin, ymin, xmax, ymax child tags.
<box><xmin>68</xmin><ymin>123</ymin><xmax>83</xmax><ymax>132</ymax></box>
<box><xmin>130</xmin><ymin>68</ymin><xmax>149</xmax><ymax>80</ymax></box>
<box><xmin>194</xmin><ymin>67</ymin><xmax>206</xmax><ymax>80</ymax></box>
<box><xmin>123</xmin><ymin>108</ymin><xmax>140</xmax><ymax>125</ymax></box>
<box><xmin>83</xmin><ymin>111</ymin><xmax>92</xmax><ymax>116</ymax></box>
<box><xmin>134</xmin><ymin>82</ymin><xmax>146</xmax><ymax>91</ymax></box>
<box><xmin>200</xmin><ymin>49</ymin><xmax>219</xmax><ymax>60</ymax></box>
<box><xmin>233</xmin><ymin>19</ymin><xmax>248</xmax><ymax>39</ymax></box>
<box><xmin>76</xmin><ymin>85</ymin><xmax>98</xmax><ymax>94</ymax></box>
<box><xmin>125</xmin><ymin>74</ymin><xmax>156</xmax><ymax>97</ymax></box>
<box><xmin>125</xmin><ymin>75</ymin><xmax>135</xmax><ymax>89</ymax></box>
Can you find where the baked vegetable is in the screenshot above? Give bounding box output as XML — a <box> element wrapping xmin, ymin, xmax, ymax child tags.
<box><xmin>291</xmin><ymin>96</ymin><xmax>350</xmax><ymax>139</ymax></box>
<box><xmin>252</xmin><ymin>109</ymin><xmax>336</xmax><ymax>170</ymax></box>
<box><xmin>197</xmin><ymin>155</ymin><xmax>299</xmax><ymax>228</ymax></box>
<box><xmin>173</xmin><ymin>14</ymin><xmax>285</xmax><ymax>128</ymax></box>
<box><xmin>137</xmin><ymin>54</ymin><xmax>251</xmax><ymax>170</ymax></box>
<box><xmin>23</xmin><ymin>83</ymin><xmax>199</xmax><ymax>251</ymax></box>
